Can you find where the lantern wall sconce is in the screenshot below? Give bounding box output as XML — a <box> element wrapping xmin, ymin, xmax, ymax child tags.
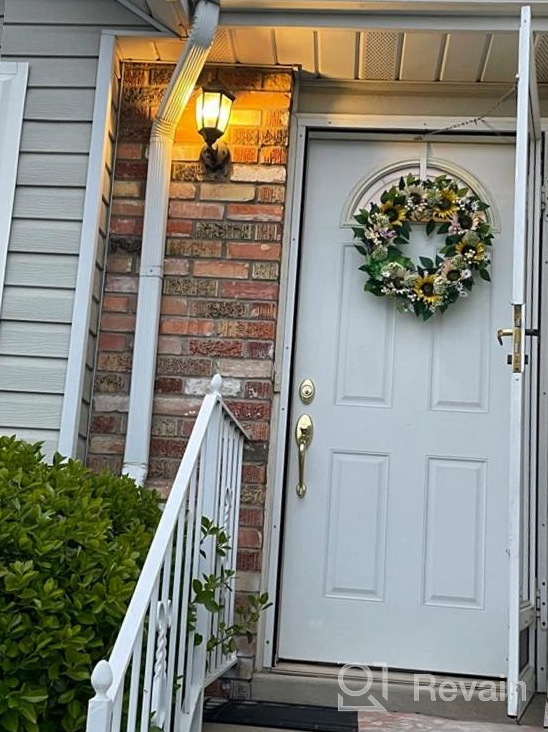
<box><xmin>195</xmin><ymin>82</ymin><xmax>235</xmax><ymax>171</ymax></box>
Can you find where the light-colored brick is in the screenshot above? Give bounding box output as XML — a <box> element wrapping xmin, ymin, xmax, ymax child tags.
<box><xmin>230</xmin><ymin>110</ymin><xmax>262</xmax><ymax>126</ymax></box>
<box><xmin>200</xmin><ymin>183</ymin><xmax>256</xmax><ymax>202</ymax></box>
<box><xmin>113</xmin><ymin>180</ymin><xmax>142</xmax><ymax>198</ymax></box>
<box><xmin>169</xmin><ymin>182</ymin><xmax>196</xmax><ymax>199</ymax></box>
<box><xmin>218</xmin><ymin>359</ymin><xmax>272</xmax><ymax>378</ymax></box>
<box><xmin>93</xmin><ymin>395</ymin><xmax>129</xmax><ymax>412</ymax></box>
<box><xmin>184</xmin><ymin>377</ymin><xmax>241</xmax><ymax>397</ymax></box>
<box><xmin>168</xmin><ymin>201</ymin><xmax>224</xmax><ymax>220</ymax></box>
<box><xmin>227</xmin><ymin>204</ymin><xmax>283</xmax><ymax>222</ymax></box>
<box><xmin>231</xmin><ymin>165</ymin><xmax>286</xmax><ymax>184</ymax></box>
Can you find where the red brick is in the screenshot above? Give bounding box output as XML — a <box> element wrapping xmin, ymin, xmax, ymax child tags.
<box><xmin>166</xmin><ymin>219</ymin><xmax>193</xmax><ymax>236</ymax></box>
<box><xmin>100</xmin><ymin>313</ymin><xmax>136</xmax><ymax>332</ymax></box>
<box><xmin>242</xmin><ymin>463</ymin><xmax>266</xmax><ymax>483</ymax></box>
<box><xmin>160</xmin><ymin>297</ymin><xmax>188</xmax><ymax>316</ymax></box>
<box><xmin>110</xmin><ymin>217</ymin><xmax>136</xmax><ymax>235</ymax></box>
<box><xmin>260</xmin><ymin>147</ymin><xmax>288</xmax><ymax>165</ymax></box>
<box><xmin>90</xmin><ymin>415</ymin><xmax>119</xmax><ymax>433</ymax></box>
<box><xmin>116</xmin><ymin>143</ymin><xmax>143</xmax><ymax>159</ymax></box>
<box><xmin>235</xmin><ymin>91</ymin><xmax>290</xmax><ymax>110</ymax></box>
<box><xmin>150</xmin><ymin>438</ymin><xmax>186</xmax><ymax>459</ymax></box>
<box><xmin>263</xmin><ymin>72</ymin><xmax>292</xmax><ymax>91</ymax></box>
<box><xmin>98</xmin><ymin>333</ymin><xmax>126</xmax><ymax>351</ymax></box>
<box><xmin>227</xmin><ymin>401</ymin><xmax>271</xmax><ymax>421</ymax></box>
<box><xmin>111</xmin><ymin>199</ymin><xmax>145</xmax><ymax>216</ymax></box>
<box><xmin>227</xmin><ymin>242</ymin><xmax>280</xmax><ymax>261</ymax></box>
<box><xmin>115</xmin><ymin>160</ymin><xmax>148</xmax><ymax>179</ymax></box>
<box><xmin>237</xmin><ymin>550</ymin><xmax>261</xmax><ymax>572</ymax></box>
<box><xmin>160</xmin><ymin>318</ymin><xmax>215</xmax><ymax>336</ymax></box>
<box><xmin>169</xmin><ymin>182</ymin><xmax>197</xmax><ymax>199</ymax></box>
<box><xmin>217</xmin><ymin>321</ymin><xmax>276</xmax><ymax>339</ymax></box>
<box><xmin>249</xmin><ymin>302</ymin><xmax>277</xmax><ymax>319</ymax></box>
<box><xmin>227</xmin><ymin>204</ymin><xmax>283</xmax><ymax>222</ymax></box>
<box><xmin>257</xmin><ymin>185</ymin><xmax>286</xmax><ymax>203</ymax></box>
<box><xmin>239</xmin><ymin>506</ymin><xmax>264</xmax><ymax>527</ymax></box>
<box><xmin>220</xmin><ymin>281</ymin><xmax>278</xmax><ymax>300</ymax></box>
<box><xmin>89</xmin><ymin>435</ymin><xmax>125</xmax><ymax>455</ymax></box>
<box><xmin>104</xmin><ymin>275</ymin><xmax>138</xmax><ymax>293</ymax></box>
<box><xmin>231</xmin><ymin>146</ymin><xmax>259</xmax><ymax>164</ymax></box>
<box><xmin>238</xmin><ymin>528</ymin><xmax>262</xmax><ymax>549</ymax></box>
<box><xmin>244</xmin><ymin>381</ymin><xmax>273</xmax><ymax>399</ymax></box>
<box><xmin>102</xmin><ymin>294</ymin><xmax>132</xmax><ymax>313</ymax></box>
<box><xmin>246</xmin><ymin>341</ymin><xmax>274</xmax><ymax>359</ymax></box>
<box><xmin>107</xmin><ymin>255</ymin><xmax>133</xmax><ymax>274</ymax></box>
<box><xmin>157</xmin><ymin>336</ymin><xmax>183</xmax><ymax>355</ymax></box>
<box><xmin>88</xmin><ymin>455</ymin><xmax>123</xmax><ymax>474</ymax></box>
<box><xmin>163</xmin><ymin>259</ymin><xmax>190</xmax><ymax>276</ymax></box>
<box><xmin>168</xmin><ymin>201</ymin><xmax>224</xmax><ymax>220</ymax></box>
<box><xmin>193</xmin><ymin>261</ymin><xmax>249</xmax><ymax>279</ymax></box>
<box><xmin>97</xmin><ymin>353</ymin><xmax>132</xmax><ymax>373</ymax></box>
<box><xmin>243</xmin><ymin>422</ymin><xmax>270</xmax><ymax>442</ymax></box>
<box><xmin>188</xmin><ymin>339</ymin><xmax>243</xmax><ymax>357</ymax></box>
<box><xmin>154</xmin><ymin>377</ymin><xmax>183</xmax><ymax>393</ymax></box>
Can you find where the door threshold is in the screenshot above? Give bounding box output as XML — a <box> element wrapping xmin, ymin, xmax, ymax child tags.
<box><xmin>253</xmin><ymin>664</ymin><xmax>511</xmax><ymax>724</ymax></box>
<box><xmin>271</xmin><ymin>661</ymin><xmax>504</xmax><ymax>689</ymax></box>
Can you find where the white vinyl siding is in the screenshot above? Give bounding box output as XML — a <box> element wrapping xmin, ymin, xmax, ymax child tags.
<box><xmin>0</xmin><ymin>0</ymin><xmax>149</xmax><ymax>459</ymax></box>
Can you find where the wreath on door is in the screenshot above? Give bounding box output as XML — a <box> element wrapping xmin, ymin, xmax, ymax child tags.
<box><xmin>352</xmin><ymin>174</ymin><xmax>493</xmax><ymax>320</ymax></box>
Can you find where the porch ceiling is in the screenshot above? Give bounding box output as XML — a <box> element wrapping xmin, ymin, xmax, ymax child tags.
<box><xmin>117</xmin><ymin>27</ymin><xmax>548</xmax><ymax>85</ymax></box>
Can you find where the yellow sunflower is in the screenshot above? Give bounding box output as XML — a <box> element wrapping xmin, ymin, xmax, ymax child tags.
<box><xmin>414</xmin><ymin>274</ymin><xmax>441</xmax><ymax>305</ymax></box>
<box><xmin>380</xmin><ymin>200</ymin><xmax>406</xmax><ymax>225</ymax></box>
<box><xmin>432</xmin><ymin>188</ymin><xmax>459</xmax><ymax>220</ymax></box>
<box><xmin>455</xmin><ymin>241</ymin><xmax>486</xmax><ymax>264</ymax></box>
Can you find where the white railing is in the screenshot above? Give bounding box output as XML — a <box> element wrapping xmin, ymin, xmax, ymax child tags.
<box><xmin>86</xmin><ymin>375</ymin><xmax>246</xmax><ymax>732</ymax></box>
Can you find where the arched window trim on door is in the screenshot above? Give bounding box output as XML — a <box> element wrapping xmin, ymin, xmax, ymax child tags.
<box><xmin>340</xmin><ymin>157</ymin><xmax>502</xmax><ymax>234</ymax></box>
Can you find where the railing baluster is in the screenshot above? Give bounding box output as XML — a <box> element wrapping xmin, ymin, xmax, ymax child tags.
<box><xmin>111</xmin><ymin>684</ymin><xmax>124</xmax><ymax>732</ymax></box>
<box><xmin>126</xmin><ymin>623</ymin><xmax>144</xmax><ymax>732</ymax></box>
<box><xmin>175</xmin><ymin>467</ymin><xmax>198</xmax><ymax>726</ymax></box>
<box><xmin>139</xmin><ymin>579</ymin><xmax>160</xmax><ymax>732</ymax></box>
<box><xmin>164</xmin><ymin>504</ymin><xmax>187</xmax><ymax>732</ymax></box>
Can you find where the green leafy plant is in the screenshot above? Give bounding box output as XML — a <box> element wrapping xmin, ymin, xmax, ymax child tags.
<box><xmin>0</xmin><ymin>438</ymin><xmax>270</xmax><ymax>732</ymax></box>
<box><xmin>191</xmin><ymin>517</ymin><xmax>271</xmax><ymax>659</ymax></box>
<box><xmin>0</xmin><ymin>437</ymin><xmax>162</xmax><ymax>732</ymax></box>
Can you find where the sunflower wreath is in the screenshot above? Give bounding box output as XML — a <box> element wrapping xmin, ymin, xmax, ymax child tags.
<box><xmin>352</xmin><ymin>173</ymin><xmax>493</xmax><ymax>320</ymax></box>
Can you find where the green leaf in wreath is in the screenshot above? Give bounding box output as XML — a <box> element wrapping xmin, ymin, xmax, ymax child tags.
<box><xmin>479</xmin><ymin>269</ymin><xmax>491</xmax><ymax>282</ymax></box>
<box><xmin>437</xmin><ymin>222</ymin><xmax>450</xmax><ymax>234</ymax></box>
<box><xmin>419</xmin><ymin>257</ymin><xmax>434</xmax><ymax>270</ymax></box>
<box><xmin>426</xmin><ymin>220</ymin><xmax>436</xmax><ymax>236</ymax></box>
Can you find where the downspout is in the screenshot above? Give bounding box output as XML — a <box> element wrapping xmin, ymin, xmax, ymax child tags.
<box><xmin>123</xmin><ymin>0</ymin><xmax>219</xmax><ymax>484</ymax></box>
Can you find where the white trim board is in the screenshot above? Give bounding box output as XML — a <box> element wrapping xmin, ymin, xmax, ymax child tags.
<box><xmin>0</xmin><ymin>62</ymin><xmax>28</xmax><ymax>320</ymax></box>
<box><xmin>58</xmin><ymin>34</ymin><xmax>118</xmax><ymax>457</ymax></box>
<box><xmin>260</xmin><ymin>115</ymin><xmax>548</xmax><ymax>689</ymax></box>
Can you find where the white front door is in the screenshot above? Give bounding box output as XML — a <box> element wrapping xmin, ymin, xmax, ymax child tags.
<box><xmin>278</xmin><ymin>135</ymin><xmax>523</xmax><ymax>677</ymax></box>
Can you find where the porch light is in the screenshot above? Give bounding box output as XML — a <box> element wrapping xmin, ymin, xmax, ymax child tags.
<box><xmin>195</xmin><ymin>82</ymin><xmax>235</xmax><ymax>171</ymax></box>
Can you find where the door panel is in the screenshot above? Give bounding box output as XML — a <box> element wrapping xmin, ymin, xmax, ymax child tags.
<box><xmin>278</xmin><ymin>137</ymin><xmax>516</xmax><ymax>676</ymax></box>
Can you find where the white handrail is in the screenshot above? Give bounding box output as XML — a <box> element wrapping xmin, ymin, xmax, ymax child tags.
<box><xmin>86</xmin><ymin>375</ymin><xmax>246</xmax><ymax>732</ymax></box>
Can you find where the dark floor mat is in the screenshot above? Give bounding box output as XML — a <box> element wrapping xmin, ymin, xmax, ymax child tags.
<box><xmin>203</xmin><ymin>700</ymin><xmax>358</xmax><ymax>732</ymax></box>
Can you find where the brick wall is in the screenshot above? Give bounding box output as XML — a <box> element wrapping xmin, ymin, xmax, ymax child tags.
<box><xmin>88</xmin><ymin>65</ymin><xmax>292</xmax><ymax>677</ymax></box>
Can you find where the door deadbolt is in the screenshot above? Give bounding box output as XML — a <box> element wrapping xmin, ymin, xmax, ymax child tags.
<box><xmin>299</xmin><ymin>378</ymin><xmax>315</xmax><ymax>405</ymax></box>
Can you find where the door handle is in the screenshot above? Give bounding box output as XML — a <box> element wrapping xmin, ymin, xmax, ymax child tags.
<box><xmin>497</xmin><ymin>327</ymin><xmax>539</xmax><ymax>345</ymax></box>
<box><xmin>295</xmin><ymin>414</ymin><xmax>313</xmax><ymax>498</ymax></box>
<box><xmin>496</xmin><ymin>328</ymin><xmax>513</xmax><ymax>346</ymax></box>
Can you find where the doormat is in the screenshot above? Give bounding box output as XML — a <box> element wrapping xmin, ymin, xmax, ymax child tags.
<box><xmin>203</xmin><ymin>699</ymin><xmax>358</xmax><ymax>732</ymax></box>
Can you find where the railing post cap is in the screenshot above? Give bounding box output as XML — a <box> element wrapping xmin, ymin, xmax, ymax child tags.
<box><xmin>91</xmin><ymin>660</ymin><xmax>113</xmax><ymax>698</ymax></box>
<box><xmin>209</xmin><ymin>374</ymin><xmax>223</xmax><ymax>394</ymax></box>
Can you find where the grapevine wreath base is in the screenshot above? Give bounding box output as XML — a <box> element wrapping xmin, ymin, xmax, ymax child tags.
<box><xmin>352</xmin><ymin>174</ymin><xmax>493</xmax><ymax>320</ymax></box>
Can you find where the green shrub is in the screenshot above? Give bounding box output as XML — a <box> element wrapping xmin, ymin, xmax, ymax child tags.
<box><xmin>0</xmin><ymin>437</ymin><xmax>161</xmax><ymax>732</ymax></box>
